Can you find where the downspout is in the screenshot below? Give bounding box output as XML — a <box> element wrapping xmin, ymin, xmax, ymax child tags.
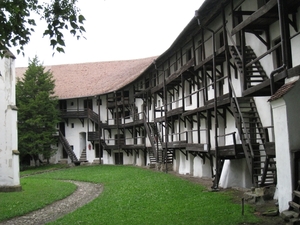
<box><xmin>270</xmin><ymin>64</ymin><xmax>286</xmax><ymax>96</ymax></box>
<box><xmin>195</xmin><ymin>11</ymin><xmax>219</xmax><ymax>189</ymax></box>
<box><xmin>163</xmin><ymin>78</ymin><xmax>168</xmax><ymax>173</ymax></box>
<box><xmin>98</xmin><ymin>96</ymin><xmax>102</xmax><ymax>164</ymax></box>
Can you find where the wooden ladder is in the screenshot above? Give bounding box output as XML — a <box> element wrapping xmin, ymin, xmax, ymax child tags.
<box><xmin>289</xmin><ymin>181</ymin><xmax>300</xmax><ymax>213</ymax></box>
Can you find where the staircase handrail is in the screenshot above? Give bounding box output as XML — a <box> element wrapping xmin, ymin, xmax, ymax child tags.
<box><xmin>226</xmin><ymin>26</ymin><xmax>242</xmax><ymax>62</ymax></box>
<box><xmin>87</xmin><ymin>108</ymin><xmax>99</xmax><ymax>123</ymax></box>
<box><xmin>142</xmin><ymin>111</ymin><xmax>157</xmax><ymax>157</ymax></box>
<box><xmin>58</xmin><ymin>130</ymin><xmax>79</xmax><ymax>162</ymax></box>
<box><xmin>245</xmin><ymin>42</ymin><xmax>281</xmax><ymax>68</ymax></box>
<box><xmin>228</xmin><ymin>78</ymin><xmax>254</xmax><ymax>158</ymax></box>
<box><xmin>217</xmin><ymin>132</ymin><xmax>238</xmax><ymax>156</ymax></box>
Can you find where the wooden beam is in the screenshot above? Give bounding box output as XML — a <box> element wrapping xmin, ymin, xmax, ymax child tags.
<box><xmin>231</xmin><ymin>0</ymin><xmax>277</xmax><ymax>35</ymax></box>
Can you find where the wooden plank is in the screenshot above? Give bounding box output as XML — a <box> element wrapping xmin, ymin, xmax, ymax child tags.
<box><xmin>165</xmin><ymin>58</ymin><xmax>194</xmax><ymax>85</ymax></box>
<box><xmin>289</xmin><ymin>201</ymin><xmax>300</xmax><ymax>213</ymax></box>
<box><xmin>265</xmin><ymin>142</ymin><xmax>275</xmax><ymax>157</ymax></box>
<box><xmin>294</xmin><ymin>191</ymin><xmax>300</xmax><ymax>198</ymax></box>
<box><xmin>186</xmin><ymin>143</ymin><xmax>206</xmax><ymax>152</ymax></box>
<box><xmin>231</xmin><ymin>0</ymin><xmax>277</xmax><ymax>35</ymax></box>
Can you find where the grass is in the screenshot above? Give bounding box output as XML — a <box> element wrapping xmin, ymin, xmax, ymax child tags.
<box><xmin>0</xmin><ymin>178</ymin><xmax>76</xmax><ymax>221</ymax></box>
<box><xmin>1</xmin><ymin>165</ymin><xmax>260</xmax><ymax>224</ymax></box>
<box><xmin>20</xmin><ymin>163</ymin><xmax>70</xmax><ymax>176</ymax></box>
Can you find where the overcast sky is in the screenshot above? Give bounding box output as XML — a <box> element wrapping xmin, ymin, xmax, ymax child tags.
<box><xmin>13</xmin><ymin>0</ymin><xmax>204</xmax><ymax>67</ymax></box>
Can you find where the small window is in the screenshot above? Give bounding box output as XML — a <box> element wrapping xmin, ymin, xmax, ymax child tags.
<box><xmin>70</xmin><ymin>102</ymin><xmax>74</xmax><ymax>106</ymax></box>
<box><xmin>124</xmin><ymin>110</ymin><xmax>130</xmax><ymax>118</ymax></box>
<box><xmin>186</xmin><ymin>48</ymin><xmax>192</xmax><ymax>61</ymax></box>
<box><xmin>71</xmin><ymin>123</ymin><xmax>74</xmax><ymax>128</ymax></box>
<box><xmin>145</xmin><ymin>78</ymin><xmax>150</xmax><ymax>88</ymax></box>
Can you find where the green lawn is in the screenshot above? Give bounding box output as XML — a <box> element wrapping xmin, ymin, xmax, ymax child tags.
<box><xmin>1</xmin><ymin>165</ymin><xmax>259</xmax><ymax>224</ymax></box>
<box><xmin>0</xmin><ymin>178</ymin><xmax>76</xmax><ymax>221</ymax></box>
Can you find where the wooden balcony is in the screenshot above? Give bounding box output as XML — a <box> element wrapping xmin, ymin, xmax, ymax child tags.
<box><xmin>88</xmin><ymin>131</ymin><xmax>100</xmax><ymax>141</ymax></box>
<box><xmin>232</xmin><ymin>0</ymin><xmax>300</xmax><ymax>35</ymax></box>
<box><xmin>60</xmin><ymin>109</ymin><xmax>99</xmax><ymax>124</ymax></box>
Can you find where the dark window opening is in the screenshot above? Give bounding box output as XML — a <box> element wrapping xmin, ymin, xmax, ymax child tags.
<box><xmin>84</xmin><ymin>99</ymin><xmax>93</xmax><ymax>110</ymax></box>
<box><xmin>145</xmin><ymin>78</ymin><xmax>150</xmax><ymax>88</ymax></box>
<box><xmin>219</xmin><ymin>31</ymin><xmax>224</xmax><ymax>48</ymax></box>
<box><xmin>124</xmin><ymin>90</ymin><xmax>129</xmax><ymax>98</ymax></box>
<box><xmin>62</xmin><ymin>148</ymin><xmax>68</xmax><ymax>158</ymax></box>
<box><xmin>124</xmin><ymin>110</ymin><xmax>130</xmax><ymax>118</ymax></box>
<box><xmin>197</xmin><ymin>41</ymin><xmax>203</xmax><ymax>63</ymax></box>
<box><xmin>186</xmin><ymin>48</ymin><xmax>192</xmax><ymax>61</ymax></box>
<box><xmin>60</xmin><ymin>100</ymin><xmax>67</xmax><ymax>110</ymax></box>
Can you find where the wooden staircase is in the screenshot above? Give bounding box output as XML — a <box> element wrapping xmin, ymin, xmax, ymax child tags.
<box><xmin>289</xmin><ymin>181</ymin><xmax>300</xmax><ymax>213</ymax></box>
<box><xmin>231</xmin><ymin>97</ymin><xmax>276</xmax><ymax>187</ymax></box>
<box><xmin>143</xmin><ymin>112</ymin><xmax>173</xmax><ymax>165</ymax></box>
<box><xmin>229</xmin><ymin>46</ymin><xmax>268</xmax><ymax>88</ymax></box>
<box><xmin>58</xmin><ymin>130</ymin><xmax>80</xmax><ymax>164</ymax></box>
<box><xmin>79</xmin><ymin>148</ymin><xmax>88</xmax><ymax>162</ymax></box>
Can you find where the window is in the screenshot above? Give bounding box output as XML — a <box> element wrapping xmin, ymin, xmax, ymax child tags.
<box><xmin>84</xmin><ymin>99</ymin><xmax>93</xmax><ymax>110</ymax></box>
<box><xmin>60</xmin><ymin>100</ymin><xmax>67</xmax><ymax>110</ymax></box>
<box><xmin>71</xmin><ymin>123</ymin><xmax>74</xmax><ymax>128</ymax></box>
<box><xmin>186</xmin><ymin>48</ymin><xmax>192</xmax><ymax>61</ymax></box>
<box><xmin>62</xmin><ymin>148</ymin><xmax>68</xmax><ymax>158</ymax></box>
<box><xmin>186</xmin><ymin>80</ymin><xmax>193</xmax><ymax>106</ymax></box>
<box><xmin>197</xmin><ymin>41</ymin><xmax>203</xmax><ymax>63</ymax></box>
<box><xmin>218</xmin><ymin>31</ymin><xmax>224</xmax><ymax>49</ymax></box>
<box><xmin>124</xmin><ymin>110</ymin><xmax>130</xmax><ymax>119</ymax></box>
<box><xmin>145</xmin><ymin>78</ymin><xmax>149</xmax><ymax>88</ymax></box>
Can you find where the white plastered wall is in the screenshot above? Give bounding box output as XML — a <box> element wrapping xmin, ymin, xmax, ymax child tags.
<box><xmin>271</xmin><ymin>98</ymin><xmax>292</xmax><ymax>212</ymax></box>
<box><xmin>0</xmin><ymin>56</ymin><xmax>20</xmax><ymax>188</ymax></box>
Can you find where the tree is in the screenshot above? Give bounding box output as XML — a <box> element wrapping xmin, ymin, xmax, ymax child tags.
<box><xmin>16</xmin><ymin>56</ymin><xmax>60</xmax><ymax>165</ymax></box>
<box><xmin>0</xmin><ymin>0</ymin><xmax>85</xmax><ymax>56</ymax></box>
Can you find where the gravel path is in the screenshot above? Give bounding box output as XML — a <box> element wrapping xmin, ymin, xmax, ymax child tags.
<box><xmin>0</xmin><ymin>180</ymin><xmax>103</xmax><ymax>225</ymax></box>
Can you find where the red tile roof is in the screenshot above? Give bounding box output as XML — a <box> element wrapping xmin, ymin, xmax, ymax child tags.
<box><xmin>16</xmin><ymin>56</ymin><xmax>156</xmax><ymax>99</ymax></box>
<box><xmin>268</xmin><ymin>80</ymin><xmax>297</xmax><ymax>102</ymax></box>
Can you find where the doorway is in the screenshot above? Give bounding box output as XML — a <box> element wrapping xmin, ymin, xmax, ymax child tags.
<box><xmin>115</xmin><ymin>152</ymin><xmax>123</xmax><ymax>165</ymax></box>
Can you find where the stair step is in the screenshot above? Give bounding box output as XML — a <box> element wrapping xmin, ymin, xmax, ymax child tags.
<box><xmin>294</xmin><ymin>191</ymin><xmax>300</xmax><ymax>198</ymax></box>
<box><xmin>289</xmin><ymin>201</ymin><xmax>300</xmax><ymax>212</ymax></box>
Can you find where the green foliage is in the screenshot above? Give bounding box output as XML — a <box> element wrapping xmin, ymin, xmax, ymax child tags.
<box><xmin>0</xmin><ymin>0</ymin><xmax>85</xmax><ymax>56</ymax></box>
<box><xmin>0</xmin><ymin>178</ymin><xmax>76</xmax><ymax>221</ymax></box>
<box><xmin>16</xmin><ymin>56</ymin><xmax>60</xmax><ymax>162</ymax></box>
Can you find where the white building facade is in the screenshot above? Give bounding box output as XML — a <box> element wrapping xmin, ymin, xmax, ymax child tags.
<box><xmin>0</xmin><ymin>53</ymin><xmax>21</xmax><ymax>192</ymax></box>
